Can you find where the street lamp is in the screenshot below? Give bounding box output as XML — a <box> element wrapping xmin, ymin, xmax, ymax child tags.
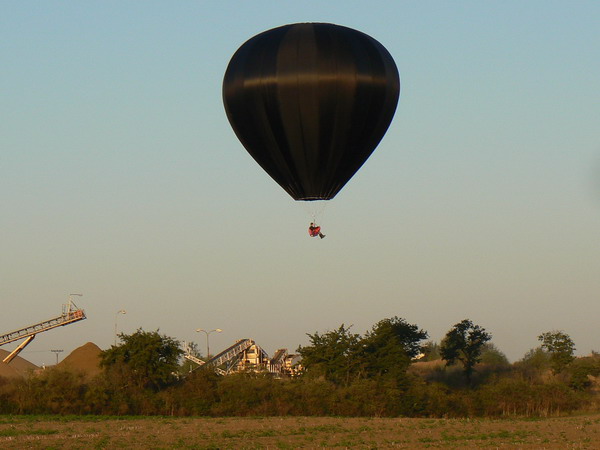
<box><xmin>196</xmin><ymin>328</ymin><xmax>222</xmax><ymax>359</ymax></box>
<box><xmin>114</xmin><ymin>310</ymin><xmax>126</xmax><ymax>346</ymax></box>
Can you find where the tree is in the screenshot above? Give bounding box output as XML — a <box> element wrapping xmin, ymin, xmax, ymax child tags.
<box><xmin>297</xmin><ymin>324</ymin><xmax>362</xmax><ymax>385</ymax></box>
<box><xmin>298</xmin><ymin>318</ymin><xmax>428</xmax><ymax>385</ymax></box>
<box><xmin>538</xmin><ymin>330</ymin><xmax>575</xmax><ymax>375</ymax></box>
<box><xmin>360</xmin><ymin>317</ymin><xmax>428</xmax><ymax>380</ymax></box>
<box><xmin>421</xmin><ymin>341</ymin><xmax>441</xmax><ymax>361</ymax></box>
<box><xmin>440</xmin><ymin>319</ymin><xmax>491</xmax><ymax>385</ymax></box>
<box><xmin>568</xmin><ymin>355</ymin><xmax>600</xmax><ymax>390</ymax></box>
<box><xmin>100</xmin><ymin>328</ymin><xmax>183</xmax><ymax>391</ymax></box>
<box><xmin>479</xmin><ymin>343</ymin><xmax>509</xmax><ymax>366</ymax></box>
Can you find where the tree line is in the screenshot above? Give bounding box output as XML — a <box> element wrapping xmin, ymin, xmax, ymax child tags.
<box><xmin>0</xmin><ymin>317</ymin><xmax>599</xmax><ymax>417</ymax></box>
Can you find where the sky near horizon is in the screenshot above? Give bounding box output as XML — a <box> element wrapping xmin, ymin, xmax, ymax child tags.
<box><xmin>1</xmin><ymin>2</ymin><xmax>599</xmax><ymax>366</ymax></box>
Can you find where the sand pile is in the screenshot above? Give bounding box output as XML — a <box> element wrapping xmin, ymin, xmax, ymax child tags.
<box><xmin>58</xmin><ymin>342</ymin><xmax>103</xmax><ymax>378</ymax></box>
<box><xmin>0</xmin><ymin>350</ymin><xmax>39</xmax><ymax>378</ymax></box>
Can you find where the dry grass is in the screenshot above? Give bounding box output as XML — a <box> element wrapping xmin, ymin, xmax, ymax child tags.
<box><xmin>1</xmin><ymin>414</ymin><xmax>600</xmax><ymax>448</ymax></box>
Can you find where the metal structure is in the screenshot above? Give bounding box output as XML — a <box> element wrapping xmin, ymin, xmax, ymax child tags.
<box><xmin>269</xmin><ymin>348</ymin><xmax>288</xmax><ymax>375</ymax></box>
<box><xmin>184</xmin><ymin>339</ymin><xmax>300</xmax><ymax>377</ymax></box>
<box><xmin>185</xmin><ymin>338</ymin><xmax>256</xmax><ymax>375</ymax></box>
<box><xmin>0</xmin><ymin>296</ymin><xmax>86</xmax><ymax>364</ymax></box>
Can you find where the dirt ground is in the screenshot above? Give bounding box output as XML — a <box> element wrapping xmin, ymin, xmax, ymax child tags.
<box><xmin>1</xmin><ymin>414</ymin><xmax>599</xmax><ymax>449</ymax></box>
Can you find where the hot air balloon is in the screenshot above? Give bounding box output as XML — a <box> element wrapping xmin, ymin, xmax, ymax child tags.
<box><xmin>223</xmin><ymin>23</ymin><xmax>400</xmax><ymax>202</ymax></box>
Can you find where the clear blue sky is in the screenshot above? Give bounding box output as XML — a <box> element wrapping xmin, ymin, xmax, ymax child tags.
<box><xmin>1</xmin><ymin>1</ymin><xmax>599</xmax><ymax>365</ymax></box>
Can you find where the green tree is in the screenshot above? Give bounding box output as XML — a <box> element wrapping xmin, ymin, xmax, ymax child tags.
<box><xmin>568</xmin><ymin>355</ymin><xmax>600</xmax><ymax>390</ymax></box>
<box><xmin>479</xmin><ymin>343</ymin><xmax>509</xmax><ymax>366</ymax></box>
<box><xmin>440</xmin><ymin>319</ymin><xmax>491</xmax><ymax>386</ymax></box>
<box><xmin>514</xmin><ymin>347</ymin><xmax>551</xmax><ymax>382</ymax></box>
<box><xmin>297</xmin><ymin>324</ymin><xmax>362</xmax><ymax>385</ymax></box>
<box><xmin>100</xmin><ymin>328</ymin><xmax>183</xmax><ymax>391</ymax></box>
<box><xmin>361</xmin><ymin>317</ymin><xmax>428</xmax><ymax>380</ymax></box>
<box><xmin>538</xmin><ymin>330</ymin><xmax>575</xmax><ymax>375</ymax></box>
<box><xmin>298</xmin><ymin>318</ymin><xmax>428</xmax><ymax>386</ymax></box>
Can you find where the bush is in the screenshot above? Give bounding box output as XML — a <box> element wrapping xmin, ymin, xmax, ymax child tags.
<box><xmin>568</xmin><ymin>356</ymin><xmax>600</xmax><ymax>391</ymax></box>
<box><xmin>476</xmin><ymin>376</ymin><xmax>584</xmax><ymax>417</ymax></box>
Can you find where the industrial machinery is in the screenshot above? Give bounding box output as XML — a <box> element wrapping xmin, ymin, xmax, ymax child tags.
<box><xmin>184</xmin><ymin>339</ymin><xmax>300</xmax><ymax>377</ymax></box>
<box><xmin>0</xmin><ymin>295</ymin><xmax>86</xmax><ymax>364</ymax></box>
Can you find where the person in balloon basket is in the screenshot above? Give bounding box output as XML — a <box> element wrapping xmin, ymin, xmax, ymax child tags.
<box><xmin>308</xmin><ymin>223</ymin><xmax>326</xmax><ymax>239</ymax></box>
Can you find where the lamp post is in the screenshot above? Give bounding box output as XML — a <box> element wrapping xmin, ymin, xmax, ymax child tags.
<box><xmin>196</xmin><ymin>328</ymin><xmax>222</xmax><ymax>359</ymax></box>
<box><xmin>114</xmin><ymin>310</ymin><xmax>126</xmax><ymax>346</ymax></box>
<box><xmin>51</xmin><ymin>349</ymin><xmax>63</xmax><ymax>365</ymax></box>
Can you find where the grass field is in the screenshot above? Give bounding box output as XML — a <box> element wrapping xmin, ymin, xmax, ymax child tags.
<box><xmin>1</xmin><ymin>414</ymin><xmax>599</xmax><ymax>448</ymax></box>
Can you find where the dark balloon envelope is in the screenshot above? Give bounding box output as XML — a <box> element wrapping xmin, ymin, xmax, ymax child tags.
<box><xmin>223</xmin><ymin>23</ymin><xmax>400</xmax><ymax>201</ymax></box>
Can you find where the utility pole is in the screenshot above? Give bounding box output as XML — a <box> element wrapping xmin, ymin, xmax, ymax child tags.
<box><xmin>51</xmin><ymin>349</ymin><xmax>63</xmax><ymax>365</ymax></box>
